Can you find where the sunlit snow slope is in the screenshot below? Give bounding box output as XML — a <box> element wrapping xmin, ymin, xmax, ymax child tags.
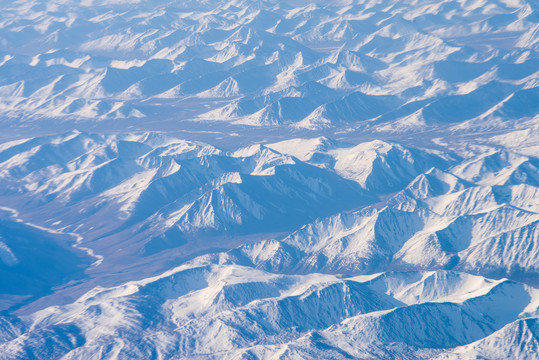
<box><xmin>0</xmin><ymin>0</ymin><xmax>536</xmax><ymax>133</ymax></box>
<box><xmin>0</xmin><ymin>0</ymin><xmax>538</xmax><ymax>359</ymax></box>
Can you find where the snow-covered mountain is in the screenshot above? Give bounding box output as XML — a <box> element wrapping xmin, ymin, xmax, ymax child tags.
<box><xmin>0</xmin><ymin>0</ymin><xmax>538</xmax><ymax>359</ymax></box>
<box><xmin>1</xmin><ymin>130</ymin><xmax>538</xmax><ymax>358</ymax></box>
<box><xmin>0</xmin><ymin>0</ymin><xmax>536</xmax><ymax>133</ymax></box>
<box><xmin>0</xmin><ymin>264</ymin><xmax>537</xmax><ymax>359</ymax></box>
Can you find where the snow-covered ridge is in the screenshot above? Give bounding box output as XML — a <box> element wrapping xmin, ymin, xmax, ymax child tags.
<box><xmin>0</xmin><ymin>0</ymin><xmax>538</xmax><ymax>358</ymax></box>
<box><xmin>0</xmin><ymin>263</ymin><xmax>537</xmax><ymax>359</ymax></box>
<box><xmin>0</xmin><ymin>131</ymin><xmax>538</xmax><ymax>358</ymax></box>
<box><xmin>0</xmin><ymin>0</ymin><xmax>536</xmax><ymax>130</ymax></box>
<box><xmin>0</xmin><ymin>131</ymin><xmax>371</xmax><ymax>239</ymax></box>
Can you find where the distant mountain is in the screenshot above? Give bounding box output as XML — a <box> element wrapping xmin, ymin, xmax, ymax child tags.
<box><xmin>0</xmin><ymin>0</ymin><xmax>536</xmax><ymax>131</ymax></box>
<box><xmin>0</xmin><ymin>0</ymin><xmax>538</xmax><ymax>359</ymax></box>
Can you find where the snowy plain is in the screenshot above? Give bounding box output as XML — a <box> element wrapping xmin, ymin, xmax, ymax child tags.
<box><xmin>0</xmin><ymin>0</ymin><xmax>538</xmax><ymax>358</ymax></box>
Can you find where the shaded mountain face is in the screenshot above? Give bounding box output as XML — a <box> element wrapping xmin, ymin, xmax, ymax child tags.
<box><xmin>0</xmin><ymin>265</ymin><xmax>537</xmax><ymax>359</ymax></box>
<box><xmin>0</xmin><ymin>0</ymin><xmax>538</xmax><ymax>359</ymax></box>
<box><xmin>0</xmin><ymin>131</ymin><xmax>377</xmax><ymax>270</ymax></box>
<box><xmin>0</xmin><ymin>130</ymin><xmax>538</xmax><ymax>359</ymax></box>
<box><xmin>0</xmin><ymin>0</ymin><xmax>536</xmax><ymax>132</ymax></box>
<box><xmin>0</xmin><ymin>215</ymin><xmax>93</xmax><ymax>312</ymax></box>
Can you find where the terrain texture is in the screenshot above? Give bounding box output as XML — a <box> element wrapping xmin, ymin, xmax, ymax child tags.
<box><xmin>0</xmin><ymin>0</ymin><xmax>538</xmax><ymax>359</ymax></box>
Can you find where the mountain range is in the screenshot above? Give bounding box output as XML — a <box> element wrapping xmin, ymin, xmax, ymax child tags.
<box><xmin>0</xmin><ymin>0</ymin><xmax>538</xmax><ymax>359</ymax></box>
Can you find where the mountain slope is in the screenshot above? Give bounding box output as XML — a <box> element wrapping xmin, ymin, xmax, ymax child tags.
<box><xmin>0</xmin><ymin>0</ymin><xmax>535</xmax><ymax>131</ymax></box>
